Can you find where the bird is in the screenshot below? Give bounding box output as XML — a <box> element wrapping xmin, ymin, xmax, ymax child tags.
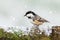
<box><xmin>24</xmin><ymin>11</ymin><xmax>49</xmax><ymax>26</ymax></box>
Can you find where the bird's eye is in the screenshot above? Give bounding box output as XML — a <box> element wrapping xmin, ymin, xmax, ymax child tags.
<box><xmin>28</xmin><ymin>16</ymin><xmax>31</xmax><ymax>19</ymax></box>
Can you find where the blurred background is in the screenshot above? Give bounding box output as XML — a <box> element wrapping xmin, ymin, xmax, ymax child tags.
<box><xmin>0</xmin><ymin>0</ymin><xmax>60</xmax><ymax>34</ymax></box>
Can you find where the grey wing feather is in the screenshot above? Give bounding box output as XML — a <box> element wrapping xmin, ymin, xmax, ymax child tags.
<box><xmin>39</xmin><ymin>18</ymin><xmax>49</xmax><ymax>22</ymax></box>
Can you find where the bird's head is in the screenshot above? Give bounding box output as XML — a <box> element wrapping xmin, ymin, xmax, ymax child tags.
<box><xmin>24</xmin><ymin>11</ymin><xmax>36</xmax><ymax>19</ymax></box>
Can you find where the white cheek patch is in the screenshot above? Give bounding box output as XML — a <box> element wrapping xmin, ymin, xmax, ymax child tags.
<box><xmin>26</xmin><ymin>14</ymin><xmax>34</xmax><ymax>17</ymax></box>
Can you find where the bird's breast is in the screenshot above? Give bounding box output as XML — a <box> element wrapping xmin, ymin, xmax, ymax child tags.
<box><xmin>33</xmin><ymin>20</ymin><xmax>43</xmax><ymax>25</ymax></box>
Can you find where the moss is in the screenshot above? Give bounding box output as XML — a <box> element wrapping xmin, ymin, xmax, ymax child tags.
<box><xmin>0</xmin><ymin>28</ymin><xmax>51</xmax><ymax>40</ymax></box>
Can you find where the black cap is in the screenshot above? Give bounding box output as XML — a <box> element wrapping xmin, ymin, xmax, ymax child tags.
<box><xmin>24</xmin><ymin>11</ymin><xmax>36</xmax><ymax>16</ymax></box>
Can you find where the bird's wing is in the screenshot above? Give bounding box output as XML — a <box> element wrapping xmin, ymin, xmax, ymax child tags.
<box><xmin>39</xmin><ymin>18</ymin><xmax>49</xmax><ymax>22</ymax></box>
